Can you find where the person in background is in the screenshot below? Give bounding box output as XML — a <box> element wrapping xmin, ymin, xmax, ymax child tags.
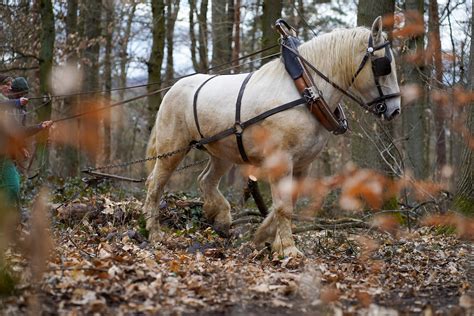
<box><xmin>0</xmin><ymin>75</ymin><xmax>28</xmax><ymax>109</ymax></box>
<box><xmin>0</xmin><ymin>74</ymin><xmax>53</xmax><ymax>210</ymax></box>
<box><xmin>10</xmin><ymin>77</ymin><xmax>29</xmax><ymax>99</ymax></box>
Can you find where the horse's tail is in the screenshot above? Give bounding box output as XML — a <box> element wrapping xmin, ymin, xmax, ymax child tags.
<box><xmin>146</xmin><ymin>123</ymin><xmax>157</xmax><ymax>173</ymax></box>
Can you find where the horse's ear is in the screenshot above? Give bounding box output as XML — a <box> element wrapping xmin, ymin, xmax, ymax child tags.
<box><xmin>371</xmin><ymin>16</ymin><xmax>383</xmax><ymax>44</ymax></box>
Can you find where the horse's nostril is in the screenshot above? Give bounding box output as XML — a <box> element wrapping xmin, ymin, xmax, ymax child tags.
<box><xmin>385</xmin><ymin>109</ymin><xmax>400</xmax><ymax>121</ymax></box>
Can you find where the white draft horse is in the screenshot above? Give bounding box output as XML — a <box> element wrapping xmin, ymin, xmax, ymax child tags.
<box><xmin>145</xmin><ymin>17</ymin><xmax>401</xmax><ymax>257</ymax></box>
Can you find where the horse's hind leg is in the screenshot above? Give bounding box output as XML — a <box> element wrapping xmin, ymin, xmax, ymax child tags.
<box><xmin>198</xmin><ymin>155</ymin><xmax>233</xmax><ymax>237</ymax></box>
<box><xmin>144</xmin><ymin>137</ymin><xmax>189</xmax><ymax>243</ymax></box>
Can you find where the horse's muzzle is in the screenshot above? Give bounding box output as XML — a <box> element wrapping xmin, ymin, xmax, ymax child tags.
<box><xmin>384</xmin><ymin>108</ymin><xmax>400</xmax><ymax>121</ymax></box>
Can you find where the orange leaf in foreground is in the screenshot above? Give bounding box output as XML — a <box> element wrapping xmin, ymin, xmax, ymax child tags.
<box><xmin>372</xmin><ymin>214</ymin><xmax>400</xmax><ymax>236</ymax></box>
<box><xmin>50</xmin><ymin>98</ymin><xmax>111</xmax><ymax>158</ymax></box>
<box><xmin>421</xmin><ymin>214</ymin><xmax>474</xmax><ymax>240</ymax></box>
<box><xmin>320</xmin><ymin>286</ymin><xmax>340</xmax><ymax>304</ymax></box>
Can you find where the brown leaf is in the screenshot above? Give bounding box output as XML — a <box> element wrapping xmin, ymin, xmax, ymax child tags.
<box><xmin>392</xmin><ymin>10</ymin><xmax>425</xmax><ymax>39</ymax></box>
<box><xmin>356</xmin><ymin>290</ymin><xmax>372</xmax><ymax>307</ymax></box>
<box><xmin>320</xmin><ymin>286</ymin><xmax>340</xmax><ymax>303</ymax></box>
<box><xmin>372</xmin><ymin>214</ymin><xmax>400</xmax><ymax>236</ymax></box>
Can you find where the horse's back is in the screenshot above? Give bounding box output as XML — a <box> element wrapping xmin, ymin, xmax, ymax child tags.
<box><xmin>160</xmin><ymin>73</ymin><xmax>250</xmax><ymax>140</ymax></box>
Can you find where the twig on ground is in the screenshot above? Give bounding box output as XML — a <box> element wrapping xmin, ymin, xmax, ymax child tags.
<box><xmin>66</xmin><ymin>234</ymin><xmax>95</xmax><ymax>259</ymax></box>
<box><xmin>292</xmin><ymin>215</ymin><xmax>365</xmax><ymax>224</ymax></box>
<box><xmin>175</xmin><ymin>200</ymin><xmax>203</xmax><ymax>208</ymax></box>
<box><xmin>232</xmin><ymin>217</ymin><xmax>263</xmax><ymax>226</ymax></box>
<box><xmin>48</xmin><ymin>266</ymin><xmax>107</xmax><ymax>273</ymax></box>
<box><xmin>293</xmin><ymin>222</ymin><xmax>370</xmax><ymax>234</ymax></box>
<box><xmin>234</xmin><ymin>210</ymin><xmax>263</xmax><ymax>219</ymax></box>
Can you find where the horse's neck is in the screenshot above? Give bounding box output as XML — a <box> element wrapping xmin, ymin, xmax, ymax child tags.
<box><xmin>299</xmin><ymin>32</ymin><xmax>362</xmax><ymax>106</ymax></box>
<box><xmin>253</xmin><ymin>29</ymin><xmax>365</xmax><ymax>108</ymax></box>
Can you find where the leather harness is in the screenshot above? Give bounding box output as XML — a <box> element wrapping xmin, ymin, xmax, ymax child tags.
<box><xmin>191</xmin><ymin>19</ymin><xmax>400</xmax><ymax>163</ymax></box>
<box><xmin>192</xmin><ymin>73</ymin><xmax>306</xmax><ymax>161</ymax></box>
<box><xmin>193</xmin><ymin>75</ymin><xmax>219</xmax><ymax>139</ymax></box>
<box><xmin>235</xmin><ymin>72</ymin><xmax>254</xmax><ymax>162</ymax></box>
<box><xmin>276</xmin><ymin>19</ymin><xmax>348</xmax><ymax>135</ymax></box>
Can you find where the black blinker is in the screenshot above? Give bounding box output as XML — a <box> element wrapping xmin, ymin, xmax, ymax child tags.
<box><xmin>373</xmin><ymin>57</ymin><xmax>392</xmax><ymax>77</ymax></box>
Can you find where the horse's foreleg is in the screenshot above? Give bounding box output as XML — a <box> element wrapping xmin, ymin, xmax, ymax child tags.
<box><xmin>198</xmin><ymin>156</ymin><xmax>233</xmax><ymax>237</ymax></box>
<box><xmin>255</xmin><ymin>167</ymin><xmax>303</xmax><ymax>257</ymax></box>
<box><xmin>144</xmin><ymin>145</ymin><xmax>188</xmax><ymax>243</ymax></box>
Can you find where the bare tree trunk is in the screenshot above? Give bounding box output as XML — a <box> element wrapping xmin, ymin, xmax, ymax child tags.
<box><xmin>402</xmin><ymin>0</ymin><xmax>430</xmax><ymax>179</ymax></box>
<box><xmin>454</xmin><ymin>6</ymin><xmax>473</xmax><ymax>216</ymax></box>
<box><xmin>189</xmin><ymin>0</ymin><xmax>209</xmax><ymax>72</ymax></box>
<box><xmin>197</xmin><ymin>0</ymin><xmax>209</xmax><ymax>72</ymax></box>
<box><xmin>55</xmin><ymin>0</ymin><xmax>80</xmax><ymax>177</ymax></box>
<box><xmin>37</xmin><ymin>0</ymin><xmax>55</xmax><ymax>172</ymax></box>
<box><xmin>353</xmin><ymin>0</ymin><xmax>395</xmax><ymax>173</ymax></box>
<box><xmin>113</xmin><ymin>2</ymin><xmax>137</xmax><ymax>161</ymax></box>
<box><xmin>147</xmin><ymin>0</ymin><xmax>166</xmax><ymax>131</ymax></box>
<box><xmin>38</xmin><ymin>0</ymin><xmax>54</xmax><ymax>100</ymax></box>
<box><xmin>249</xmin><ymin>0</ymin><xmax>261</xmax><ymax>72</ymax></box>
<box><xmin>103</xmin><ymin>0</ymin><xmax>114</xmax><ymax>164</ymax></box>
<box><xmin>212</xmin><ymin>0</ymin><xmax>233</xmax><ymax>69</ymax></box>
<box><xmin>189</xmin><ymin>0</ymin><xmax>199</xmax><ymax>71</ymax></box>
<box><xmin>82</xmin><ymin>2</ymin><xmax>102</xmax><ymax>95</ymax></box>
<box><xmin>165</xmin><ymin>0</ymin><xmax>180</xmax><ymax>84</ymax></box>
<box><xmin>261</xmin><ymin>0</ymin><xmax>282</xmax><ymax>64</ymax></box>
<box><xmin>429</xmin><ymin>0</ymin><xmax>447</xmax><ymax>176</ymax></box>
<box><xmin>232</xmin><ymin>0</ymin><xmax>241</xmax><ymax>72</ymax></box>
<box><xmin>82</xmin><ymin>0</ymin><xmax>102</xmax><ymax>165</ymax></box>
<box><xmin>297</xmin><ymin>0</ymin><xmax>309</xmax><ymax>41</ymax></box>
<box><xmin>118</xmin><ymin>3</ymin><xmax>137</xmax><ymax>101</ymax></box>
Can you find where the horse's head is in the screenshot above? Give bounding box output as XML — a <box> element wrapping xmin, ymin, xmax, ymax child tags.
<box><xmin>352</xmin><ymin>17</ymin><xmax>401</xmax><ymax>121</ymax></box>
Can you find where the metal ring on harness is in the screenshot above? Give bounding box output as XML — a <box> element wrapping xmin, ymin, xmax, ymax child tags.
<box><xmin>234</xmin><ymin>121</ymin><xmax>243</xmax><ymax>134</ymax></box>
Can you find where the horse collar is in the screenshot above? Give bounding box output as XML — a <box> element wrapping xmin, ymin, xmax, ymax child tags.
<box><xmin>278</xmin><ymin>21</ymin><xmax>348</xmax><ymax>135</ymax></box>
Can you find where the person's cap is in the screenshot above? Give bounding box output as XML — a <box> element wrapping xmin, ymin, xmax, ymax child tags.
<box><xmin>11</xmin><ymin>77</ymin><xmax>29</xmax><ymax>93</ymax></box>
<box><xmin>0</xmin><ymin>74</ymin><xmax>13</xmax><ymax>85</ymax></box>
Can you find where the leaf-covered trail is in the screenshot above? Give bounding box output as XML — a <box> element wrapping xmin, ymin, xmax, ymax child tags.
<box><xmin>1</xmin><ymin>195</ymin><xmax>473</xmax><ymax>315</ymax></box>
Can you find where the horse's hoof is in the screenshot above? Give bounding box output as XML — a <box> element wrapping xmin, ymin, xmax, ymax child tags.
<box><xmin>272</xmin><ymin>243</ymin><xmax>304</xmax><ymax>258</ymax></box>
<box><xmin>282</xmin><ymin>246</ymin><xmax>304</xmax><ymax>258</ymax></box>
<box><xmin>213</xmin><ymin>223</ymin><xmax>231</xmax><ymax>238</ymax></box>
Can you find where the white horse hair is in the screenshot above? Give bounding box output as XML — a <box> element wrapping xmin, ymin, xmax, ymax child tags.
<box><xmin>145</xmin><ymin>17</ymin><xmax>401</xmax><ymax>256</ymax></box>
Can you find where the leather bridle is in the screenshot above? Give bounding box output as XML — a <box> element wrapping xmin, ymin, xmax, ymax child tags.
<box><xmin>351</xmin><ymin>36</ymin><xmax>401</xmax><ymax>116</ymax></box>
<box><xmin>280</xmin><ymin>35</ymin><xmax>401</xmax><ymax>117</ymax></box>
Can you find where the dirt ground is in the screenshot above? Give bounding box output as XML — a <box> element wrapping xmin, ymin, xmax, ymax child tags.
<box><xmin>1</xmin><ymin>193</ymin><xmax>473</xmax><ymax>315</ymax></box>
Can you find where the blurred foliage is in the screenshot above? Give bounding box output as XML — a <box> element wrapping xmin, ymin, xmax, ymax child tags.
<box><xmin>0</xmin><ymin>264</ymin><xmax>17</xmax><ymax>297</ymax></box>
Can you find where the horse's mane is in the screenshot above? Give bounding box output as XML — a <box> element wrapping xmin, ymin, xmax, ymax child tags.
<box><xmin>254</xmin><ymin>27</ymin><xmax>371</xmax><ymax>90</ymax></box>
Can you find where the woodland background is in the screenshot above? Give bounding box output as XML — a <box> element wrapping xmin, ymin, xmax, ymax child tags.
<box><xmin>0</xmin><ymin>0</ymin><xmax>471</xmax><ymax>210</ymax></box>
<box><xmin>0</xmin><ymin>0</ymin><xmax>473</xmax><ymax>314</ymax></box>
<box><xmin>0</xmin><ymin>0</ymin><xmax>472</xmax><ymax>214</ymax></box>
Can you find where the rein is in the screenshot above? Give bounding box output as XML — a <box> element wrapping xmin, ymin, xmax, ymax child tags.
<box><xmin>279</xmin><ymin>41</ymin><xmax>400</xmax><ymax>117</ymax></box>
<box><xmin>276</xmin><ymin>18</ymin><xmax>400</xmax><ymax>123</ymax></box>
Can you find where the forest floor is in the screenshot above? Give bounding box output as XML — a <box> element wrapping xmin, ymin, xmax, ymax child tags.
<box><xmin>1</xmin><ymin>191</ymin><xmax>473</xmax><ymax>315</ymax></box>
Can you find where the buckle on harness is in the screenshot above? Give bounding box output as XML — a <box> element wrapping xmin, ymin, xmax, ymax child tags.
<box><xmin>303</xmin><ymin>86</ymin><xmax>320</xmax><ymax>103</ymax></box>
